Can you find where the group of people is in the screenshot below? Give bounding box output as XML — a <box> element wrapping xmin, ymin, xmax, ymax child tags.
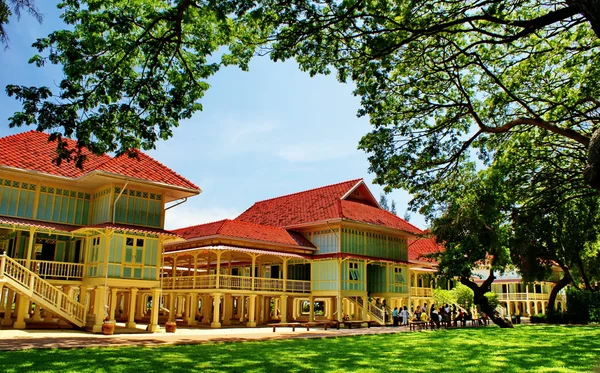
<box><xmin>391</xmin><ymin>303</ymin><xmax>487</xmax><ymax>328</ymax></box>
<box><xmin>391</xmin><ymin>306</ymin><xmax>410</xmax><ymax>326</ymax></box>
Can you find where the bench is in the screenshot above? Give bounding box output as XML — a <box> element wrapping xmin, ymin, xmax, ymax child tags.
<box><xmin>301</xmin><ymin>321</ymin><xmax>332</xmax><ymax>331</ymax></box>
<box><xmin>335</xmin><ymin>320</ymin><xmax>376</xmax><ymax>329</ymax></box>
<box><xmin>409</xmin><ymin>321</ymin><xmax>428</xmax><ymax>331</ymax></box>
<box><xmin>268</xmin><ymin>322</ymin><xmax>302</xmax><ymax>332</ymax></box>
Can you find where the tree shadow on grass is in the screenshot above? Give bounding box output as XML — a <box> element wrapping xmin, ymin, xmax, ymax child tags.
<box><xmin>0</xmin><ymin>325</ymin><xmax>599</xmax><ymax>372</ymax></box>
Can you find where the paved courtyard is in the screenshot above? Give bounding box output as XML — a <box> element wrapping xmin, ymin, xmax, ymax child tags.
<box><xmin>0</xmin><ymin>323</ymin><xmax>416</xmax><ymax>351</ymax></box>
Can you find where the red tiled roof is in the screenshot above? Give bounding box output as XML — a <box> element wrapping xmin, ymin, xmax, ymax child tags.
<box><xmin>96</xmin><ymin>150</ymin><xmax>198</xmax><ymax>190</ymax></box>
<box><xmin>171</xmin><ymin>219</ymin><xmax>316</xmax><ymax>248</ymax></box>
<box><xmin>236</xmin><ymin>179</ymin><xmax>362</xmax><ymax>227</ymax></box>
<box><xmin>341</xmin><ymin>200</ymin><xmax>422</xmax><ymax>234</ymax></box>
<box><xmin>77</xmin><ymin>222</ymin><xmax>180</xmax><ymax>237</ymax></box>
<box><xmin>0</xmin><ymin>215</ymin><xmax>79</xmax><ymax>233</ymax></box>
<box><xmin>0</xmin><ymin>131</ymin><xmax>199</xmax><ymax>191</ymax></box>
<box><xmin>408</xmin><ymin>236</ymin><xmax>444</xmax><ymax>262</ymax></box>
<box><xmin>236</xmin><ymin>179</ymin><xmax>421</xmax><ymax>234</ymax></box>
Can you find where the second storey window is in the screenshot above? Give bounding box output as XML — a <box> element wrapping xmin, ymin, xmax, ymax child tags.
<box><xmin>349</xmin><ymin>262</ymin><xmax>360</xmax><ymax>281</ymax></box>
<box><xmin>394</xmin><ymin>267</ymin><xmax>404</xmax><ymax>283</ymax></box>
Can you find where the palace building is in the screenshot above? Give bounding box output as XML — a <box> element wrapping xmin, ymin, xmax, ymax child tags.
<box><xmin>0</xmin><ymin>130</ymin><xmax>563</xmax><ymax>332</ymax></box>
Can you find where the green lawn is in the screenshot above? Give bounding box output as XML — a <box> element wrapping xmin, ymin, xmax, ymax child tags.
<box><xmin>1</xmin><ymin>325</ymin><xmax>599</xmax><ymax>372</ymax></box>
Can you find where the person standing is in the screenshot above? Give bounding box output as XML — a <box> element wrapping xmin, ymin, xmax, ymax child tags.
<box><xmin>401</xmin><ymin>306</ymin><xmax>409</xmax><ymax>326</ymax></box>
<box><xmin>392</xmin><ymin>307</ymin><xmax>399</xmax><ymax>326</ymax></box>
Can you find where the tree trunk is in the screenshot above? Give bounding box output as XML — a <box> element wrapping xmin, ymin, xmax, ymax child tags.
<box><xmin>547</xmin><ymin>270</ymin><xmax>572</xmax><ymax>312</ymax></box>
<box><xmin>568</xmin><ymin>0</ymin><xmax>600</xmax><ymax>38</ymax></box>
<box><xmin>460</xmin><ymin>276</ymin><xmax>514</xmax><ymax>328</ymax></box>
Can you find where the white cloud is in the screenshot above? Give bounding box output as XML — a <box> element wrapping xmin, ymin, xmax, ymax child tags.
<box><xmin>164</xmin><ymin>205</ymin><xmax>241</xmax><ymax>230</ymax></box>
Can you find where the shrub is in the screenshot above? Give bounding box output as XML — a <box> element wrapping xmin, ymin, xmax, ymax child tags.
<box><xmin>530</xmin><ymin>314</ymin><xmax>546</xmax><ymax>323</ymax></box>
<box><xmin>566</xmin><ymin>288</ymin><xmax>600</xmax><ymax>324</ymax></box>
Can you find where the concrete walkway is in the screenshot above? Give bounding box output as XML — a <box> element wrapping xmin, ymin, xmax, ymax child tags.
<box><xmin>0</xmin><ymin>323</ymin><xmax>417</xmax><ymax>351</ymax></box>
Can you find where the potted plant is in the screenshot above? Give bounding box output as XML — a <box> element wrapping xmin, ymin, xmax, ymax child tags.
<box><xmin>102</xmin><ymin>319</ymin><xmax>115</xmax><ymax>335</ymax></box>
<box><xmin>165</xmin><ymin>320</ymin><xmax>177</xmax><ymax>333</ymax></box>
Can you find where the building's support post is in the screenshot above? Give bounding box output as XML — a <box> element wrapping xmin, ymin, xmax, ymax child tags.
<box><xmin>336</xmin><ymin>296</ymin><xmax>343</xmax><ymax>322</ymax></box>
<box><xmin>13</xmin><ymin>294</ymin><xmax>28</xmax><ymax>329</ymax></box>
<box><xmin>109</xmin><ymin>288</ymin><xmax>118</xmax><ymax>322</ymax></box>
<box><xmin>222</xmin><ymin>293</ymin><xmax>232</xmax><ymax>326</ymax></box>
<box><xmin>362</xmin><ymin>295</ymin><xmax>369</xmax><ymax>321</ymax></box>
<box><xmin>280</xmin><ymin>295</ymin><xmax>288</xmax><ymax>323</ymax></box>
<box><xmin>247</xmin><ymin>294</ymin><xmax>257</xmax><ymax>327</ymax></box>
<box><xmin>187</xmin><ymin>293</ymin><xmax>197</xmax><ymax>326</ymax></box>
<box><xmin>239</xmin><ymin>296</ymin><xmax>246</xmax><ymax>323</ymax></box>
<box><xmin>202</xmin><ymin>294</ymin><xmax>211</xmax><ymax>325</ymax></box>
<box><xmin>79</xmin><ymin>285</ymin><xmax>88</xmax><ymax>313</ymax></box>
<box><xmin>308</xmin><ymin>295</ymin><xmax>315</xmax><ymax>322</ymax></box>
<box><xmin>211</xmin><ymin>293</ymin><xmax>222</xmax><ymax>328</ymax></box>
<box><xmin>168</xmin><ymin>293</ymin><xmax>176</xmax><ymax>322</ymax></box>
<box><xmin>25</xmin><ymin>228</ymin><xmax>36</xmax><ymax>269</ymax></box>
<box><xmin>91</xmin><ymin>285</ymin><xmax>107</xmax><ymax>333</ymax></box>
<box><xmin>147</xmin><ymin>289</ymin><xmax>161</xmax><ymax>332</ymax></box>
<box><xmin>215</xmin><ymin>252</ymin><xmax>222</xmax><ymax>290</ymax></box>
<box><xmin>126</xmin><ymin>288</ymin><xmax>138</xmax><ymax>329</ymax></box>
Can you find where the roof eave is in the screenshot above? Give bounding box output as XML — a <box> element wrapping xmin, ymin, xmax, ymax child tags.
<box><xmin>165</xmin><ymin>233</ymin><xmax>317</xmax><ymax>251</ymax></box>
<box><xmin>86</xmin><ymin>170</ymin><xmax>202</xmax><ymax>195</ymax></box>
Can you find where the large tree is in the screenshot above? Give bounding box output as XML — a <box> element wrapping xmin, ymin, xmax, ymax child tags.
<box><xmin>6</xmin><ymin>0</ymin><xmax>600</xmax><ymax>180</ymax></box>
<box><xmin>429</xmin><ymin>164</ymin><xmax>514</xmax><ymax>328</ymax></box>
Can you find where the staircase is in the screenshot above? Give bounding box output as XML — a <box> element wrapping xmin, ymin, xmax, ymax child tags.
<box><xmin>0</xmin><ymin>255</ymin><xmax>85</xmax><ymax>328</ymax></box>
<box><xmin>347</xmin><ymin>296</ymin><xmax>386</xmax><ymax>325</ymax></box>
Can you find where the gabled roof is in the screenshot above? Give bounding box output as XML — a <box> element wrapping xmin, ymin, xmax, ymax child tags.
<box><xmin>0</xmin><ymin>131</ymin><xmax>200</xmax><ymax>191</ymax></box>
<box><xmin>171</xmin><ymin>219</ymin><xmax>316</xmax><ymax>249</ymax></box>
<box><xmin>236</xmin><ymin>178</ymin><xmax>421</xmax><ymax>234</ymax></box>
<box><xmin>408</xmin><ymin>235</ymin><xmax>444</xmax><ymax>262</ymax></box>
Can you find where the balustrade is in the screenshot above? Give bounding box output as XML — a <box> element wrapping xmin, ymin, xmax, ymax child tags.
<box><xmin>14</xmin><ymin>259</ymin><xmax>83</xmax><ymax>280</ymax></box>
<box><xmin>165</xmin><ymin>274</ymin><xmax>310</xmax><ymax>293</ymax></box>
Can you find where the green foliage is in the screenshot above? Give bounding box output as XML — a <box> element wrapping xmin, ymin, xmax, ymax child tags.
<box><xmin>433</xmin><ymin>288</ymin><xmax>456</xmax><ymax>307</ymax></box>
<box><xmin>566</xmin><ymin>287</ymin><xmax>600</xmax><ymax>324</ymax></box>
<box><xmin>453</xmin><ymin>283</ymin><xmax>475</xmax><ymax>310</ymax></box>
<box><xmin>6</xmin><ymin>0</ymin><xmax>268</xmax><ymax>166</ymax></box>
<box><xmin>484</xmin><ymin>292</ymin><xmax>499</xmax><ymax>311</ymax></box>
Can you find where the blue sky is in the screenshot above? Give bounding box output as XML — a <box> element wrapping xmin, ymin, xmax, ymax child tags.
<box><xmin>0</xmin><ymin>1</ymin><xmax>427</xmax><ymax>230</ymax></box>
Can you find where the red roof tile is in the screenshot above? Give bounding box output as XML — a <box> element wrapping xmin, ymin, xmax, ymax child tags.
<box><xmin>171</xmin><ymin>219</ymin><xmax>316</xmax><ymax>248</ymax></box>
<box><xmin>0</xmin><ymin>131</ymin><xmax>199</xmax><ymax>191</ymax></box>
<box><xmin>341</xmin><ymin>200</ymin><xmax>422</xmax><ymax>234</ymax></box>
<box><xmin>408</xmin><ymin>236</ymin><xmax>444</xmax><ymax>262</ymax></box>
<box><xmin>96</xmin><ymin>150</ymin><xmax>198</xmax><ymax>190</ymax></box>
<box><xmin>236</xmin><ymin>179</ymin><xmax>362</xmax><ymax>227</ymax></box>
<box><xmin>236</xmin><ymin>179</ymin><xmax>421</xmax><ymax>234</ymax></box>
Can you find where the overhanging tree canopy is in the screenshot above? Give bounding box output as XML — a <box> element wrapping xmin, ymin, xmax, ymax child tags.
<box><xmin>5</xmin><ymin>0</ymin><xmax>600</xmax><ymax>184</ymax></box>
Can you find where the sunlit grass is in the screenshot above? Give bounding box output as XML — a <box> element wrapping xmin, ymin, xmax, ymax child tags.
<box><xmin>1</xmin><ymin>325</ymin><xmax>599</xmax><ymax>372</ymax></box>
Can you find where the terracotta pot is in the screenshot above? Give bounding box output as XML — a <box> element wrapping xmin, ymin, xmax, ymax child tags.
<box><xmin>165</xmin><ymin>321</ymin><xmax>177</xmax><ymax>333</ymax></box>
<box><xmin>102</xmin><ymin>321</ymin><xmax>115</xmax><ymax>335</ymax></box>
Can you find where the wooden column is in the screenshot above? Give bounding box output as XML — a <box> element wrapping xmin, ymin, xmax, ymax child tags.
<box><xmin>211</xmin><ymin>293</ymin><xmax>222</xmax><ymax>328</ymax></box>
<box><xmin>126</xmin><ymin>288</ymin><xmax>138</xmax><ymax>328</ymax></box>
<box><xmin>147</xmin><ymin>289</ymin><xmax>161</xmax><ymax>332</ymax></box>
<box><xmin>280</xmin><ymin>295</ymin><xmax>288</xmax><ymax>323</ymax></box>
<box><xmin>247</xmin><ymin>294</ymin><xmax>257</xmax><ymax>327</ymax></box>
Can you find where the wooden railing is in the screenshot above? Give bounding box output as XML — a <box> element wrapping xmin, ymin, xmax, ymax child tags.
<box><xmin>347</xmin><ymin>296</ymin><xmax>385</xmax><ymax>325</ymax></box>
<box><xmin>167</xmin><ymin>275</ymin><xmax>311</xmax><ymax>293</ymax></box>
<box><xmin>14</xmin><ymin>259</ymin><xmax>84</xmax><ymax>280</ymax></box>
<box><xmin>497</xmin><ymin>292</ymin><xmax>553</xmax><ymax>301</ymax></box>
<box><xmin>410</xmin><ymin>287</ymin><xmax>433</xmax><ymax>297</ymax></box>
<box><xmin>0</xmin><ymin>255</ymin><xmax>84</xmax><ymax>327</ymax></box>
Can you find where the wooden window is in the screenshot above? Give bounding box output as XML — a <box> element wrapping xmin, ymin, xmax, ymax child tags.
<box><xmin>349</xmin><ymin>262</ymin><xmax>360</xmax><ymax>281</ymax></box>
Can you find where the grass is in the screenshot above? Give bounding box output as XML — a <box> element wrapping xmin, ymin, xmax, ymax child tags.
<box><xmin>1</xmin><ymin>325</ymin><xmax>599</xmax><ymax>372</ymax></box>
